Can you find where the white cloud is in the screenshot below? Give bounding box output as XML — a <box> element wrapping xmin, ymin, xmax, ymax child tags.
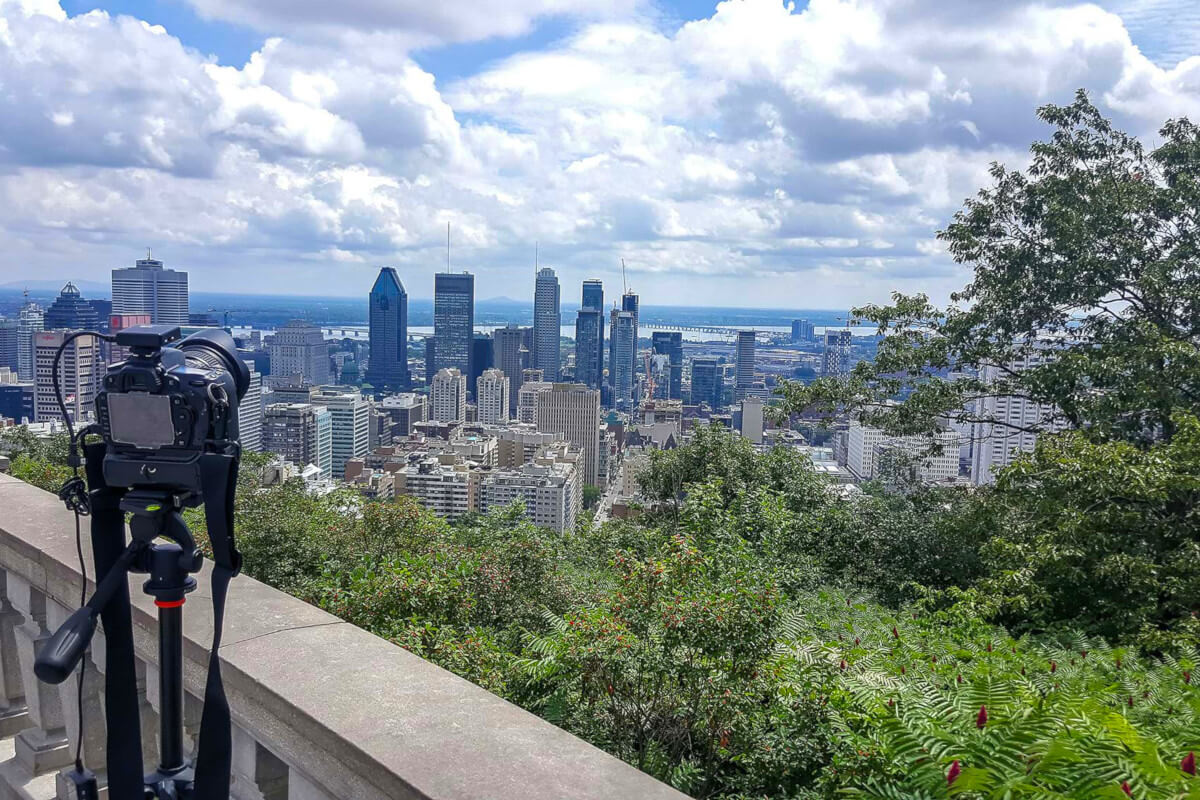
<box><xmin>0</xmin><ymin>0</ymin><xmax>1198</xmax><ymax>308</ymax></box>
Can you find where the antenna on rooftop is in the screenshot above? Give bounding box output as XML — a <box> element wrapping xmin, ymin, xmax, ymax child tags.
<box><xmin>147</xmin><ymin>246</ymin><xmax>152</xmax><ymax>260</ymax></box>
<box><xmin>621</xmin><ymin>258</ymin><xmax>628</xmax><ymax>295</ymax></box>
<box><xmin>446</xmin><ymin>222</ymin><xmax>450</xmax><ymax>271</ymax></box>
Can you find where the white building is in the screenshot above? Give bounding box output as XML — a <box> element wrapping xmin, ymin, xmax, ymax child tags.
<box><xmin>238</xmin><ymin>360</ymin><xmax>263</xmax><ymax>452</ymax></box>
<box><xmin>111</xmin><ymin>256</ymin><xmax>189</xmax><ymax>325</ymax></box>
<box><xmin>269</xmin><ymin>320</ymin><xmax>331</xmax><ymax>386</ymax></box>
<box><xmin>970</xmin><ymin>356</ymin><xmax>1063</xmax><ymax>485</ymax></box>
<box><xmin>476</xmin><ymin>368</ymin><xmax>510</xmax><ymax>424</ymax></box>
<box><xmin>479</xmin><ymin>443</ymin><xmax>582</xmax><ymax>532</ymax></box>
<box><xmin>431</xmin><ymin>368</ymin><xmax>467</xmax><ymax>423</ymax></box>
<box><xmin>845</xmin><ymin>420</ymin><xmax>959</xmax><ymax>483</ymax></box>
<box><xmin>33</xmin><ymin>331</ymin><xmax>101</xmax><ymax>423</ymax></box>
<box><xmin>16</xmin><ymin>301</ymin><xmax>43</xmax><ymax>381</ymax></box>
<box><xmin>263</xmin><ymin>402</ymin><xmax>333</xmax><ymax>478</ymax></box>
<box><xmin>310</xmin><ymin>388</ymin><xmax>370</xmax><ymax>478</ymax></box>
<box><xmin>394</xmin><ymin>458</ymin><xmax>478</xmax><ymax>519</ymax></box>
<box><xmin>517</xmin><ymin>380</ymin><xmax>551</xmax><ymax>424</ymax></box>
<box><xmin>740</xmin><ymin>397</ymin><xmax>764</xmax><ymax>444</ymax></box>
<box><xmin>534</xmin><ymin>383</ymin><xmax>601</xmax><ymax>485</ymax></box>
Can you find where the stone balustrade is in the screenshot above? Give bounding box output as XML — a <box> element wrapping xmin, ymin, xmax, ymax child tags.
<box><xmin>0</xmin><ymin>473</ymin><xmax>689</xmax><ymax>800</ymax></box>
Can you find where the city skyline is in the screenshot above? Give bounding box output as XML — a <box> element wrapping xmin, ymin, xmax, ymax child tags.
<box><xmin>2</xmin><ymin>0</ymin><xmax>1198</xmax><ymax>307</ymax></box>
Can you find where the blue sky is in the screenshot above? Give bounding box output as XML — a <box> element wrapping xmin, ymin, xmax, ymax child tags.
<box><xmin>1</xmin><ymin>0</ymin><xmax>1198</xmax><ymax>306</ymax></box>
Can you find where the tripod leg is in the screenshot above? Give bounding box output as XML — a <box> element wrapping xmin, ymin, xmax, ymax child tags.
<box><xmin>82</xmin><ymin>442</ymin><xmax>145</xmax><ymax>798</ymax></box>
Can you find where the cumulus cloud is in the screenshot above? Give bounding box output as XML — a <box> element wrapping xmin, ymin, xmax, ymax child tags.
<box><xmin>0</xmin><ymin>0</ymin><xmax>1198</xmax><ymax>308</ymax></box>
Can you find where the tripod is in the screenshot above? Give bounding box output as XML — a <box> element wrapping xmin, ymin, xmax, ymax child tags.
<box><xmin>36</xmin><ymin>442</ymin><xmax>240</xmax><ymax>800</ymax></box>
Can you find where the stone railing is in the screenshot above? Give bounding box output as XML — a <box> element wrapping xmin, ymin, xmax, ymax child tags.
<box><xmin>0</xmin><ymin>473</ymin><xmax>689</xmax><ymax>799</ymax></box>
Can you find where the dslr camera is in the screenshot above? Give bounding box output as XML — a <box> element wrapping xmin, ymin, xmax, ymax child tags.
<box><xmin>94</xmin><ymin>324</ymin><xmax>250</xmax><ymax>495</ymax></box>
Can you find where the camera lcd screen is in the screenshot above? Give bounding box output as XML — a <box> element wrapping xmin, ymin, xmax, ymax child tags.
<box><xmin>107</xmin><ymin>393</ymin><xmax>177</xmax><ymax>449</ymax></box>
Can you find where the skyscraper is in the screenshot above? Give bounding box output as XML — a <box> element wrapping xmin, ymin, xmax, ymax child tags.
<box><xmin>310</xmin><ymin>387</ymin><xmax>371</xmax><ymax>478</ymax></box>
<box><xmin>533</xmin><ymin>267</ymin><xmax>561</xmax><ymax>381</ymax></box>
<box><xmin>470</xmin><ymin>333</ymin><xmax>494</xmax><ymax>396</ymax></box>
<box><xmin>364</xmin><ymin>267</ymin><xmax>410</xmax><ymax>394</ymax></box>
<box><xmin>970</xmin><ymin>354</ymin><xmax>1063</xmax><ymax>485</ymax></box>
<box><xmin>582</xmin><ymin>280</ymin><xmax>604</xmax><ymax>315</ymax></box>
<box><xmin>609</xmin><ymin>310</ymin><xmax>636</xmax><ymax>410</ymax></box>
<box><xmin>791</xmin><ymin>319</ymin><xmax>815</xmax><ymax>343</ymax></box>
<box><xmin>651</xmin><ymin>332</ymin><xmax>683</xmax><ymax>400</ymax></box>
<box><xmin>690</xmin><ymin>357</ymin><xmax>721</xmax><ymax>409</ymax></box>
<box><xmin>16</xmin><ymin>298</ymin><xmax>43</xmax><ymax>381</ymax></box>
<box><xmin>822</xmin><ymin>330</ymin><xmax>853</xmax><ymax>377</ymax></box>
<box><xmin>574</xmin><ymin>309</ymin><xmax>603</xmax><ymax>391</ymax></box>
<box><xmin>735</xmin><ymin>330</ymin><xmax>756</xmax><ymax>400</ymax></box>
<box><xmin>0</xmin><ymin>319</ymin><xmax>18</xmax><ymax>374</ymax></box>
<box><xmin>270</xmin><ymin>320</ymin><xmax>331</xmax><ymax>386</ymax></box>
<box><xmin>111</xmin><ymin>255</ymin><xmax>189</xmax><ymax>325</ymax></box>
<box><xmin>43</xmin><ymin>282</ymin><xmax>100</xmax><ymax>332</ymax></box>
<box><xmin>476</xmin><ymin>368</ymin><xmax>510</xmax><ymax>424</ymax></box>
<box><xmin>433</xmin><ymin>272</ymin><xmax>474</xmax><ymax>377</ymax></box>
<box><xmin>33</xmin><ymin>330</ymin><xmax>101</xmax><ymax>422</ymax></box>
<box><xmin>492</xmin><ymin>325</ymin><xmax>532</xmax><ymax>415</ymax></box>
<box><xmin>535</xmin><ymin>383</ymin><xmax>601</xmax><ymax>485</ymax></box>
<box><xmin>431</xmin><ymin>368</ymin><xmax>467</xmax><ymax>423</ymax></box>
<box><xmin>620</xmin><ymin>291</ymin><xmax>639</xmax><ymax>387</ymax></box>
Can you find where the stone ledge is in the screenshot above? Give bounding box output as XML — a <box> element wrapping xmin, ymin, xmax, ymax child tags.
<box><xmin>0</xmin><ymin>474</ymin><xmax>690</xmax><ymax>800</ymax></box>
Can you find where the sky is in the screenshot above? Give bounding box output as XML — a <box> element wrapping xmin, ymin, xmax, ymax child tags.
<box><xmin>1</xmin><ymin>0</ymin><xmax>1198</xmax><ymax>308</ymax></box>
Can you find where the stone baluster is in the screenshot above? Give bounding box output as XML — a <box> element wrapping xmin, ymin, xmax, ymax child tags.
<box><xmin>231</xmin><ymin>725</ymin><xmax>289</xmax><ymax>800</ymax></box>
<box><xmin>0</xmin><ymin>570</ymin><xmax>29</xmax><ymax>738</ymax></box>
<box><xmin>44</xmin><ymin>600</ymin><xmax>105</xmax><ymax>800</ymax></box>
<box><xmin>287</xmin><ymin>768</ymin><xmax>338</xmax><ymax>800</ymax></box>
<box><xmin>6</xmin><ymin>574</ymin><xmax>71</xmax><ymax>776</ymax></box>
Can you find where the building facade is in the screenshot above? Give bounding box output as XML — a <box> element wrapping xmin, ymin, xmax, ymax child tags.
<box><xmin>43</xmin><ymin>283</ymin><xmax>100</xmax><ymax>332</ymax></box>
<box><xmin>791</xmin><ymin>319</ymin><xmax>815</xmax><ymax>343</ymax></box>
<box><xmin>432</xmin><ymin>272</ymin><xmax>474</xmax><ymax>377</ymax></box>
<box><xmin>33</xmin><ymin>331</ymin><xmax>102</xmax><ymax>423</ymax></box>
<box><xmin>532</xmin><ymin>267</ymin><xmax>561</xmax><ymax>381</ymax></box>
<box><xmin>310</xmin><ymin>388</ymin><xmax>370</xmax><ymax>478</ymax></box>
<box><xmin>492</xmin><ymin>325</ymin><xmax>532</xmax><ymax>416</ymax></box>
<box><xmin>476</xmin><ymin>368</ymin><xmax>510</xmax><ymax>424</ymax></box>
<box><xmin>735</xmin><ymin>330</ymin><xmax>756</xmax><ymax>400</ymax></box>
<box><xmin>238</xmin><ymin>360</ymin><xmax>263</xmax><ymax>452</ymax></box>
<box><xmin>111</xmin><ymin>256</ymin><xmax>189</xmax><ymax>325</ymax></box>
<box><xmin>16</xmin><ymin>300</ymin><xmax>44</xmax><ymax>381</ymax></box>
<box><xmin>846</xmin><ymin>420</ymin><xmax>959</xmax><ymax>483</ymax></box>
<box><xmin>609</xmin><ymin>310</ymin><xmax>636</xmax><ymax>410</ymax></box>
<box><xmin>431</xmin><ymin>368</ymin><xmax>467</xmax><ymax>423</ymax></box>
<box><xmin>364</xmin><ymin>267</ymin><xmax>411</xmax><ymax>393</ymax></box>
<box><xmin>263</xmin><ymin>402</ymin><xmax>333</xmax><ymax>478</ymax></box>
<box><xmin>970</xmin><ymin>356</ymin><xmax>1063</xmax><ymax>485</ymax></box>
<box><xmin>534</xmin><ymin>383</ymin><xmax>601</xmax><ymax>485</ymax></box>
<box><xmin>822</xmin><ymin>330</ymin><xmax>852</xmax><ymax>377</ymax></box>
<box><xmin>690</xmin><ymin>356</ymin><xmax>721</xmax><ymax>409</ymax></box>
<box><xmin>270</xmin><ymin>320</ymin><xmax>331</xmax><ymax>386</ymax></box>
<box><xmin>651</xmin><ymin>331</ymin><xmax>683</xmax><ymax>400</ymax></box>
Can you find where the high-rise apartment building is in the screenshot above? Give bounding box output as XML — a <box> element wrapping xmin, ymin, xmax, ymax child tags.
<box><xmin>476</xmin><ymin>368</ymin><xmax>510</xmax><ymax>424</ymax></box>
<box><xmin>377</xmin><ymin>393</ymin><xmax>427</xmax><ymax>438</ymax></box>
<box><xmin>433</xmin><ymin>272</ymin><xmax>474</xmax><ymax>377</ymax></box>
<box><xmin>619</xmin><ymin>292</ymin><xmax>639</xmax><ymax>387</ymax></box>
<box><xmin>846</xmin><ymin>420</ymin><xmax>959</xmax><ymax>483</ymax></box>
<box><xmin>651</xmin><ymin>332</ymin><xmax>683</xmax><ymax>400</ymax></box>
<box><xmin>43</xmin><ymin>283</ymin><xmax>100</xmax><ymax>332</ymax></box>
<box><xmin>575</xmin><ymin>309</ymin><xmax>603</xmax><ymax>391</ymax></box>
<box><xmin>111</xmin><ymin>255</ymin><xmax>189</xmax><ymax>325</ymax></box>
<box><xmin>735</xmin><ymin>330</ymin><xmax>756</xmax><ymax>400</ymax></box>
<box><xmin>533</xmin><ymin>267</ymin><xmax>561</xmax><ymax>381</ymax></box>
<box><xmin>33</xmin><ymin>331</ymin><xmax>102</xmax><ymax>422</ymax></box>
<box><xmin>16</xmin><ymin>299</ymin><xmax>44</xmax><ymax>381</ymax></box>
<box><xmin>609</xmin><ymin>310</ymin><xmax>636</xmax><ymax>410</ymax></box>
<box><xmin>492</xmin><ymin>325</ymin><xmax>531</xmax><ymax>416</ymax></box>
<box><xmin>470</xmin><ymin>333</ymin><xmax>493</xmax><ymax>396</ymax></box>
<box><xmin>269</xmin><ymin>320</ymin><xmax>331</xmax><ymax>386</ymax></box>
<box><xmin>238</xmin><ymin>360</ymin><xmax>263</xmax><ymax>452</ymax></box>
<box><xmin>310</xmin><ymin>387</ymin><xmax>370</xmax><ymax>478</ymax></box>
<box><xmin>822</xmin><ymin>330</ymin><xmax>853</xmax><ymax>377</ymax></box>
<box><xmin>263</xmin><ymin>402</ymin><xmax>333</xmax><ymax>477</ymax></box>
<box><xmin>364</xmin><ymin>267</ymin><xmax>411</xmax><ymax>393</ymax></box>
<box><xmin>791</xmin><ymin>319</ymin><xmax>815</xmax><ymax>343</ymax></box>
<box><xmin>970</xmin><ymin>355</ymin><xmax>1062</xmax><ymax>485</ymax></box>
<box><xmin>431</xmin><ymin>368</ymin><xmax>467</xmax><ymax>423</ymax></box>
<box><xmin>534</xmin><ymin>383</ymin><xmax>601</xmax><ymax>485</ymax></box>
<box><xmin>690</xmin><ymin>356</ymin><xmax>721</xmax><ymax>408</ymax></box>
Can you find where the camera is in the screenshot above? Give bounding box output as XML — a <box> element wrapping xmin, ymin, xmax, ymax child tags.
<box><xmin>94</xmin><ymin>324</ymin><xmax>250</xmax><ymax>495</ymax></box>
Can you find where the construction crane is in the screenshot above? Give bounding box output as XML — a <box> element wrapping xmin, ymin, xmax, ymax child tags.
<box><xmin>621</xmin><ymin>258</ymin><xmax>628</xmax><ymax>294</ymax></box>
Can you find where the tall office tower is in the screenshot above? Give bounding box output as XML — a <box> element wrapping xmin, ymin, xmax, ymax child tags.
<box><xmin>310</xmin><ymin>387</ymin><xmax>370</xmax><ymax>478</ymax></box>
<box><xmin>492</xmin><ymin>325</ymin><xmax>532</xmax><ymax>415</ymax></box>
<box><xmin>476</xmin><ymin>368</ymin><xmax>510</xmax><ymax>424</ymax></box>
<box><xmin>470</xmin><ymin>333</ymin><xmax>493</xmax><ymax>397</ymax></box>
<box><xmin>574</xmin><ymin>308</ymin><xmax>604</xmax><ymax>390</ymax></box>
<box><xmin>609</xmin><ymin>310</ymin><xmax>636</xmax><ymax>409</ymax></box>
<box><xmin>43</xmin><ymin>283</ymin><xmax>100</xmax><ymax>332</ymax></box>
<box><xmin>364</xmin><ymin>267</ymin><xmax>411</xmax><ymax>394</ymax></box>
<box><xmin>270</xmin><ymin>320</ymin><xmax>331</xmax><ymax>386</ymax></box>
<box><xmin>33</xmin><ymin>331</ymin><xmax>101</xmax><ymax>422</ymax></box>
<box><xmin>535</xmin><ymin>383</ymin><xmax>601</xmax><ymax>485</ymax></box>
<box><xmin>431</xmin><ymin>368</ymin><xmax>467</xmax><ymax>423</ymax></box>
<box><xmin>263</xmin><ymin>403</ymin><xmax>333</xmax><ymax>477</ymax></box>
<box><xmin>111</xmin><ymin>255</ymin><xmax>189</xmax><ymax>325</ymax></box>
<box><xmin>0</xmin><ymin>319</ymin><xmax>17</xmax><ymax>373</ymax></box>
<box><xmin>970</xmin><ymin>355</ymin><xmax>1062</xmax><ymax>485</ymax></box>
<box><xmin>791</xmin><ymin>319</ymin><xmax>815</xmax><ymax>343</ymax></box>
<box><xmin>690</xmin><ymin>356</ymin><xmax>722</xmax><ymax>409</ymax></box>
<box><xmin>433</xmin><ymin>272</ymin><xmax>474</xmax><ymax>377</ymax></box>
<box><xmin>822</xmin><ymin>329</ymin><xmax>853</xmax><ymax>376</ymax></box>
<box><xmin>238</xmin><ymin>360</ymin><xmax>263</xmax><ymax>452</ymax></box>
<box><xmin>16</xmin><ymin>299</ymin><xmax>44</xmax><ymax>381</ymax></box>
<box><xmin>533</xmin><ymin>267</ymin><xmax>561</xmax><ymax>381</ymax></box>
<box><xmin>734</xmin><ymin>330</ymin><xmax>756</xmax><ymax>400</ymax></box>
<box><xmin>651</xmin><ymin>332</ymin><xmax>683</xmax><ymax>400</ymax></box>
<box><xmin>582</xmin><ymin>279</ymin><xmax>604</xmax><ymax>314</ymax></box>
<box><xmin>619</xmin><ymin>292</ymin><xmax>639</xmax><ymax>386</ymax></box>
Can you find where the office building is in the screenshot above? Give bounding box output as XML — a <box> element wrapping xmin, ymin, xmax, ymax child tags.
<box><xmin>377</xmin><ymin>393</ymin><xmax>427</xmax><ymax>439</ymax></box>
<box><xmin>432</xmin><ymin>272</ymin><xmax>474</xmax><ymax>377</ymax></box>
<box><xmin>574</xmin><ymin>309</ymin><xmax>604</xmax><ymax>391</ymax></box>
<box><xmin>89</xmin><ymin>300</ymin><xmax>112</xmax><ymax>333</ymax></box>
<box><xmin>16</xmin><ymin>299</ymin><xmax>43</xmax><ymax>381</ymax></box>
<box><xmin>690</xmin><ymin>357</ymin><xmax>721</xmax><ymax>408</ymax></box>
<box><xmin>0</xmin><ymin>382</ymin><xmax>34</xmax><ymax>424</ymax></box>
<box><xmin>470</xmin><ymin>333</ymin><xmax>493</xmax><ymax>397</ymax></box>
<box><xmin>970</xmin><ymin>355</ymin><xmax>1063</xmax><ymax>485</ymax></box>
<box><xmin>534</xmin><ymin>383</ymin><xmax>601</xmax><ymax>485</ymax></box>
<box><xmin>270</xmin><ymin>320</ymin><xmax>331</xmax><ymax>386</ymax></box>
<box><xmin>431</xmin><ymin>368</ymin><xmax>467</xmax><ymax>423</ymax></box>
<box><xmin>43</xmin><ymin>283</ymin><xmax>100</xmax><ymax>332</ymax></box>
<box><xmin>33</xmin><ymin>330</ymin><xmax>102</xmax><ymax>423</ymax></box>
<box><xmin>609</xmin><ymin>310</ymin><xmax>636</xmax><ymax>410</ymax></box>
<box><xmin>735</xmin><ymin>330</ymin><xmax>756</xmax><ymax>400</ymax></box>
<box><xmin>364</xmin><ymin>267</ymin><xmax>411</xmax><ymax>393</ymax></box>
<box><xmin>237</xmin><ymin>361</ymin><xmax>263</xmax><ymax>452</ymax></box>
<box><xmin>476</xmin><ymin>368</ymin><xmax>510</xmax><ymax>424</ymax></box>
<box><xmin>582</xmin><ymin>280</ymin><xmax>604</xmax><ymax>315</ymax></box>
<box><xmin>823</xmin><ymin>330</ymin><xmax>853</xmax><ymax>377</ymax></box>
<box><xmin>791</xmin><ymin>319</ymin><xmax>815</xmax><ymax>343</ymax></box>
<box><xmin>618</xmin><ymin>292</ymin><xmax>639</xmax><ymax>387</ymax></box>
<box><xmin>263</xmin><ymin>403</ymin><xmax>333</xmax><ymax>478</ymax></box>
<box><xmin>111</xmin><ymin>255</ymin><xmax>189</xmax><ymax>325</ymax></box>
<box><xmin>517</xmin><ymin>380</ymin><xmax>550</xmax><ymax>425</ymax></box>
<box><xmin>0</xmin><ymin>319</ymin><xmax>17</xmax><ymax>374</ymax></box>
<box><xmin>846</xmin><ymin>420</ymin><xmax>959</xmax><ymax>483</ymax></box>
<box><xmin>740</xmin><ymin>397</ymin><xmax>765</xmax><ymax>444</ymax></box>
<box><xmin>310</xmin><ymin>388</ymin><xmax>370</xmax><ymax>478</ymax></box>
<box><xmin>533</xmin><ymin>267</ymin><xmax>561</xmax><ymax>380</ymax></box>
<box><xmin>651</xmin><ymin>332</ymin><xmax>683</xmax><ymax>400</ymax></box>
<box><xmin>492</xmin><ymin>325</ymin><xmax>532</xmax><ymax>416</ymax></box>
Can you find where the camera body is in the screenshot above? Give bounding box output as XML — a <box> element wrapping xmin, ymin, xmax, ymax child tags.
<box><xmin>94</xmin><ymin>325</ymin><xmax>249</xmax><ymax>496</ymax></box>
